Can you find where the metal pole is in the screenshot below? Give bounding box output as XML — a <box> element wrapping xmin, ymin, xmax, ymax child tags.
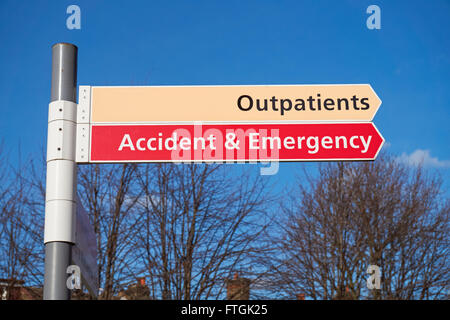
<box><xmin>43</xmin><ymin>43</ymin><xmax>78</xmax><ymax>300</ymax></box>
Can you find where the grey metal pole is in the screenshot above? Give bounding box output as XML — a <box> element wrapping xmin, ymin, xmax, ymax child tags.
<box><xmin>50</xmin><ymin>43</ymin><xmax>78</xmax><ymax>102</ymax></box>
<box><xmin>44</xmin><ymin>43</ymin><xmax>78</xmax><ymax>300</ymax></box>
<box><xmin>44</xmin><ymin>242</ymin><xmax>72</xmax><ymax>299</ymax></box>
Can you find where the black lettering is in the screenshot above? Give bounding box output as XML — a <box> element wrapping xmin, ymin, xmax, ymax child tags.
<box><xmin>270</xmin><ymin>96</ymin><xmax>278</xmax><ymax>111</ymax></box>
<box><xmin>294</xmin><ymin>99</ymin><xmax>305</xmax><ymax>111</ymax></box>
<box><xmin>324</xmin><ymin>98</ymin><xmax>335</xmax><ymax>110</ymax></box>
<box><xmin>337</xmin><ymin>98</ymin><xmax>349</xmax><ymax>110</ymax></box>
<box><xmin>237</xmin><ymin>95</ymin><xmax>253</xmax><ymax>111</ymax></box>
<box><xmin>280</xmin><ymin>99</ymin><xmax>292</xmax><ymax>115</ymax></box>
<box><xmin>316</xmin><ymin>93</ymin><xmax>321</xmax><ymax>110</ymax></box>
<box><xmin>360</xmin><ymin>97</ymin><xmax>370</xmax><ymax>110</ymax></box>
<box><xmin>351</xmin><ymin>95</ymin><xmax>360</xmax><ymax>110</ymax></box>
<box><xmin>256</xmin><ymin>99</ymin><xmax>268</xmax><ymax>111</ymax></box>
<box><xmin>307</xmin><ymin>96</ymin><xmax>316</xmax><ymax>111</ymax></box>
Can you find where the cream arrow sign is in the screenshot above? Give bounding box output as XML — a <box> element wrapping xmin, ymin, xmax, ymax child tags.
<box><xmin>87</xmin><ymin>84</ymin><xmax>381</xmax><ymax>123</ymax></box>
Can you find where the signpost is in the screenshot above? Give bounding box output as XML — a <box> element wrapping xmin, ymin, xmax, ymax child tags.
<box><xmin>44</xmin><ymin>43</ymin><xmax>78</xmax><ymax>300</ymax></box>
<box><xmin>43</xmin><ymin>43</ymin><xmax>384</xmax><ymax>299</ymax></box>
<box><xmin>44</xmin><ymin>44</ymin><xmax>97</xmax><ymax>300</ymax></box>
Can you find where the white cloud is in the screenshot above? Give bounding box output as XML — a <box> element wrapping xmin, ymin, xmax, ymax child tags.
<box><xmin>382</xmin><ymin>141</ymin><xmax>391</xmax><ymax>149</ymax></box>
<box><xmin>396</xmin><ymin>149</ymin><xmax>450</xmax><ymax>168</ymax></box>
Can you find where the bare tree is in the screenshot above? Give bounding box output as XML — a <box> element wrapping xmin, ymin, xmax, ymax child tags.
<box><xmin>260</xmin><ymin>153</ymin><xmax>449</xmax><ymax>300</ymax></box>
<box><xmin>77</xmin><ymin>163</ymin><xmax>143</xmax><ymax>299</ymax></box>
<box><xmin>131</xmin><ymin>163</ymin><xmax>271</xmax><ymax>299</ymax></box>
<box><xmin>0</xmin><ymin>149</ymin><xmax>45</xmax><ymax>297</ymax></box>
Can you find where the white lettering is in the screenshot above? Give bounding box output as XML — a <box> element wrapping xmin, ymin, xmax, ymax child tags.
<box><xmin>118</xmin><ymin>134</ymin><xmax>135</xmax><ymax>151</ymax></box>
<box><xmin>165</xmin><ymin>133</ymin><xmax>177</xmax><ymax>151</ymax></box>
<box><xmin>321</xmin><ymin>136</ymin><xmax>333</xmax><ymax>149</ymax></box>
<box><xmin>179</xmin><ymin>137</ymin><xmax>191</xmax><ymax>150</ymax></box>
<box><xmin>360</xmin><ymin>136</ymin><xmax>372</xmax><ymax>153</ymax></box>
<box><xmin>349</xmin><ymin>136</ymin><xmax>360</xmax><ymax>149</ymax></box>
<box><xmin>249</xmin><ymin>133</ymin><xmax>259</xmax><ymax>149</ymax></box>
<box><xmin>193</xmin><ymin>137</ymin><xmax>206</xmax><ymax>150</ymax></box>
<box><xmin>262</xmin><ymin>136</ymin><xmax>281</xmax><ymax>149</ymax></box>
<box><xmin>297</xmin><ymin>136</ymin><xmax>306</xmax><ymax>149</ymax></box>
<box><xmin>306</xmin><ymin>136</ymin><xmax>319</xmax><ymax>154</ymax></box>
<box><xmin>136</xmin><ymin>138</ymin><xmax>146</xmax><ymax>151</ymax></box>
<box><xmin>206</xmin><ymin>135</ymin><xmax>217</xmax><ymax>150</ymax></box>
<box><xmin>147</xmin><ymin>138</ymin><xmax>157</xmax><ymax>150</ymax></box>
<box><xmin>283</xmin><ymin>136</ymin><xmax>295</xmax><ymax>149</ymax></box>
<box><xmin>335</xmin><ymin>136</ymin><xmax>347</xmax><ymax>149</ymax></box>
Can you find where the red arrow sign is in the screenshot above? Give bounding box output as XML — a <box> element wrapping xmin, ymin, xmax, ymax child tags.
<box><xmin>90</xmin><ymin>123</ymin><xmax>384</xmax><ymax>162</ymax></box>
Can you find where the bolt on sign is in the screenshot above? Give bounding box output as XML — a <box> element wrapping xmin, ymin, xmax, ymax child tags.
<box><xmin>75</xmin><ymin>84</ymin><xmax>383</xmax><ymax>163</ymax></box>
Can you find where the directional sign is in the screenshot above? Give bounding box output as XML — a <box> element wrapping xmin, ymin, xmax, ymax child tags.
<box><xmin>89</xmin><ymin>123</ymin><xmax>384</xmax><ymax>162</ymax></box>
<box><xmin>72</xmin><ymin>195</ymin><xmax>98</xmax><ymax>297</ymax></box>
<box><xmin>75</xmin><ymin>85</ymin><xmax>384</xmax><ymax>163</ymax></box>
<box><xmin>89</xmin><ymin>84</ymin><xmax>381</xmax><ymax>122</ymax></box>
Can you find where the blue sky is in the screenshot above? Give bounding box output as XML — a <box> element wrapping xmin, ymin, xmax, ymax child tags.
<box><xmin>0</xmin><ymin>0</ymin><xmax>449</xmax><ymax>191</ymax></box>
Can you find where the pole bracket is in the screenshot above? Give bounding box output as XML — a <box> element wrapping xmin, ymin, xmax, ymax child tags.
<box><xmin>76</xmin><ymin>86</ymin><xmax>91</xmax><ymax>163</ymax></box>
